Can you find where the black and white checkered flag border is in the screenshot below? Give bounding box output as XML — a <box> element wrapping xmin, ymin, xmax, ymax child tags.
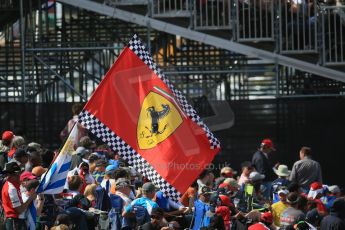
<box><xmin>78</xmin><ymin>110</ymin><xmax>181</xmax><ymax>201</ymax></box>
<box><xmin>128</xmin><ymin>34</ymin><xmax>220</xmax><ymax>149</ymax></box>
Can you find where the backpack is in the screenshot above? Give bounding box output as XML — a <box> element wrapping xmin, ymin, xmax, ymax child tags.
<box><xmin>109</xmin><ymin>194</ymin><xmax>124</xmax><ymax>230</ymax></box>
<box><xmin>95</xmin><ymin>185</ymin><xmax>112</xmax><ymax>212</ymax></box>
<box><xmin>132</xmin><ymin>205</ymin><xmax>150</xmax><ymax>226</ymax></box>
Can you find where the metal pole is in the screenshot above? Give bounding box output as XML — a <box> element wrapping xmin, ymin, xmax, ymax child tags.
<box><xmin>33</xmin><ymin>55</ymin><xmax>87</xmax><ymax>101</ymax></box>
<box><xmin>20</xmin><ymin>0</ymin><xmax>25</xmax><ymax>102</ymax></box>
<box><xmin>26</xmin><ymin>46</ymin><xmax>121</xmax><ymax>51</ymax></box>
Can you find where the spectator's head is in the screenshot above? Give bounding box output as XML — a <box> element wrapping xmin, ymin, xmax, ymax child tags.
<box><xmin>142</xmin><ymin>182</ymin><xmax>156</xmax><ymax>199</ymax></box>
<box><xmin>115</xmin><ymin>178</ymin><xmax>132</xmax><ymax>196</ymax></box>
<box><xmin>328</xmin><ymin>185</ymin><xmax>341</xmax><ymax>197</ymax></box>
<box><xmin>220</xmin><ymin>166</ymin><xmax>237</xmax><ymax>178</ymax></box>
<box><xmin>198</xmin><ymin>169</ymin><xmax>213</xmax><ymax>184</ymax></box>
<box><xmin>27</xmin><ymin>142</ymin><xmax>41</xmax><ymax>152</ymax></box>
<box><xmin>67</xmin><ymin>175</ymin><xmax>83</xmax><ymax>192</ymax></box>
<box><xmin>2</xmin><ymin>130</ymin><xmax>14</xmax><ymax>146</ymax></box>
<box><xmin>219</xmin><ymin>194</ymin><xmax>232</xmax><ymax>207</ymax></box>
<box><xmin>71</xmin><ymin>103</ymin><xmax>84</xmax><ymax>116</ymax></box>
<box><xmin>94</xmin><ymin>159</ymin><xmax>108</xmax><ymax>172</ymax></box>
<box><xmin>294</xmin><ymin>221</ymin><xmax>312</xmax><ymax>230</ymax></box>
<box><xmin>105</xmin><ymin>164</ymin><xmax>117</xmax><ymax>176</ymax></box>
<box><xmin>278</xmin><ymin>187</ymin><xmax>289</xmax><ymax>202</ymax></box>
<box><xmin>299</xmin><ymin>146</ymin><xmax>312</xmax><ymax>160</ymax></box>
<box><xmin>249</xmin><ymin>171</ymin><xmax>265</xmax><ymax>185</ymax></box>
<box><xmin>23</xmin><ymin>179</ymin><xmax>39</xmax><ymax>196</ymax></box>
<box><xmin>308</xmin><ymin>182</ymin><xmax>324</xmax><ymax>200</ymax></box>
<box><xmin>241</xmin><ymin>161</ymin><xmax>254</xmax><ymax>177</ymax></box>
<box><xmin>75</xmin><ymin>146</ymin><xmax>90</xmax><ymax>159</ymax></box>
<box><xmin>297</xmin><ymin>195</ymin><xmax>308</xmax><ymax>212</ymax></box>
<box><xmin>51</xmin><ymin>225</ymin><xmax>69</xmax><ymax>230</ymax></box>
<box><xmin>12</xmin><ymin>136</ymin><xmax>25</xmax><ymax>149</ymax></box>
<box><xmin>260</xmin><ymin>138</ymin><xmax>275</xmax><ymax>154</ymax></box>
<box><xmin>260</xmin><ymin>212</ymin><xmax>273</xmax><ymax>227</ymax></box>
<box><xmin>286</xmin><ymin>192</ymin><xmax>300</xmax><ymax>208</ymax></box>
<box><xmin>198</xmin><ymin>186</ymin><xmax>213</xmax><ymax>203</ymax></box>
<box><xmin>3</xmin><ymin>161</ymin><xmax>22</xmax><ymax>181</ymax></box>
<box><xmin>330</xmin><ymin>198</ymin><xmax>345</xmax><ymax>218</ymax></box>
<box><xmin>28</xmin><ymin>151</ymin><xmax>42</xmax><ymax>168</ymax></box>
<box><xmin>54</xmin><ymin>214</ymin><xmax>71</xmax><ymax>227</ymax></box>
<box><xmin>150</xmin><ymin>207</ymin><xmax>164</xmax><ymax>224</ymax></box>
<box><xmin>41</xmin><ymin>148</ymin><xmax>54</xmax><ymax>168</ymax></box>
<box><xmin>274</xmin><ymin>164</ymin><xmax>291</xmax><ymax>179</ymax></box>
<box><xmin>32</xmin><ymin>166</ymin><xmax>48</xmax><ymax>178</ymax></box>
<box><xmin>88</xmin><ymin>153</ymin><xmax>100</xmax><ymax>173</ymax></box>
<box><xmin>222</xmin><ymin>178</ymin><xmax>240</xmax><ymax>193</ymax></box>
<box><xmin>20</xmin><ymin>171</ymin><xmax>37</xmax><ymax>187</ymax></box>
<box><xmin>84</xmin><ymin>184</ymin><xmax>97</xmax><ymax>198</ymax></box>
<box><xmin>112</xmin><ymin>167</ymin><xmax>131</xmax><ymax>180</ymax></box>
<box><xmin>13</xmin><ymin>148</ymin><xmax>29</xmax><ymax>166</ymax></box>
<box><xmin>79</xmin><ymin>136</ymin><xmax>96</xmax><ymax>150</ymax></box>
<box><xmin>306</xmin><ymin>208</ymin><xmax>322</xmax><ymax>227</ymax></box>
<box><xmin>79</xmin><ymin>161</ymin><xmax>90</xmax><ymax>174</ymax></box>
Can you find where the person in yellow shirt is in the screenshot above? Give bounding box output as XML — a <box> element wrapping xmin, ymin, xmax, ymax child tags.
<box><xmin>271</xmin><ymin>188</ymin><xmax>289</xmax><ymax>226</ymax></box>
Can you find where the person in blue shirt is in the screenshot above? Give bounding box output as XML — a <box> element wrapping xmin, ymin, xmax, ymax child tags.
<box><xmin>123</xmin><ymin>182</ymin><xmax>159</xmax><ymax>215</ymax></box>
<box><xmin>271</xmin><ymin>164</ymin><xmax>291</xmax><ymax>203</ymax></box>
<box><xmin>155</xmin><ymin>190</ymin><xmax>189</xmax><ymax>216</ymax></box>
<box><xmin>192</xmin><ymin>186</ymin><xmax>213</xmax><ymax>230</ymax></box>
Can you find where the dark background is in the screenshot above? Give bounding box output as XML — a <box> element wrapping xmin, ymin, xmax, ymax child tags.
<box><xmin>1</xmin><ymin>98</ymin><xmax>344</xmax><ymax>188</ymax></box>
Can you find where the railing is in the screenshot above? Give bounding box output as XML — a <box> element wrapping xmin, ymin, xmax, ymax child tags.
<box><xmin>321</xmin><ymin>5</ymin><xmax>345</xmax><ymax>65</ymax></box>
<box><xmin>151</xmin><ymin>0</ymin><xmax>191</xmax><ymax>17</ymax></box>
<box><xmin>104</xmin><ymin>0</ymin><xmax>148</xmax><ymax>7</ymax></box>
<box><xmin>194</xmin><ymin>0</ymin><xmax>232</xmax><ymax>29</ymax></box>
<box><xmin>236</xmin><ymin>0</ymin><xmax>274</xmax><ymax>41</ymax></box>
<box><xmin>279</xmin><ymin>0</ymin><xmax>318</xmax><ymax>53</ymax></box>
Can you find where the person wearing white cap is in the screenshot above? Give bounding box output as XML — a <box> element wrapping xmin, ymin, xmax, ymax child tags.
<box><xmin>271</xmin><ymin>188</ymin><xmax>289</xmax><ymax>227</ymax></box>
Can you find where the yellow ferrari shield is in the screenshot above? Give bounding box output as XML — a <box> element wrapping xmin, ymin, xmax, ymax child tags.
<box><xmin>137</xmin><ymin>91</ymin><xmax>183</xmax><ymax>150</ymax></box>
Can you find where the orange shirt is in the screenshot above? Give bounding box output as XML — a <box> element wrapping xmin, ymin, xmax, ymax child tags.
<box><xmin>180</xmin><ymin>187</ymin><xmax>196</xmax><ymax>207</ymax></box>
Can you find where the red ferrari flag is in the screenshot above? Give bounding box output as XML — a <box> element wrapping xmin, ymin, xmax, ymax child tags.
<box><xmin>79</xmin><ymin>35</ymin><xmax>220</xmax><ymax>201</ymax></box>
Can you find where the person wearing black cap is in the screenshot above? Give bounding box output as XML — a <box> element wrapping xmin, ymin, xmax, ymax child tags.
<box><xmin>10</xmin><ymin>148</ymin><xmax>29</xmax><ymax>169</ymax></box>
<box><xmin>1</xmin><ymin>162</ymin><xmax>37</xmax><ymax>230</ymax></box>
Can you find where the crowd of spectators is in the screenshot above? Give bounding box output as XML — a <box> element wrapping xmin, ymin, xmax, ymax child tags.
<box><xmin>0</xmin><ymin>130</ymin><xmax>344</xmax><ymax>230</ymax></box>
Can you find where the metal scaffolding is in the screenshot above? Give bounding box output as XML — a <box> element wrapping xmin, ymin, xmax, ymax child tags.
<box><xmin>0</xmin><ymin>0</ymin><xmax>344</xmax><ymax>103</ymax></box>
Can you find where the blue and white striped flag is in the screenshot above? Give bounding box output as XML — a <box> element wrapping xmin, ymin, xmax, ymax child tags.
<box><xmin>27</xmin><ymin>202</ymin><xmax>36</xmax><ymax>230</ymax></box>
<box><xmin>37</xmin><ymin>124</ymin><xmax>78</xmax><ymax>194</ymax></box>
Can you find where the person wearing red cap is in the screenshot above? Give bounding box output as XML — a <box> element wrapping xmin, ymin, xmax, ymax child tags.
<box><xmin>307</xmin><ymin>182</ymin><xmax>328</xmax><ymax>216</ymax></box>
<box><xmin>248</xmin><ymin>212</ymin><xmax>274</xmax><ymax>230</ymax></box>
<box><xmin>290</xmin><ymin>147</ymin><xmax>322</xmax><ymax>192</ymax></box>
<box><xmin>252</xmin><ymin>138</ymin><xmax>277</xmax><ymax>199</ymax></box>
<box><xmin>0</xmin><ymin>131</ymin><xmax>14</xmax><ymax>170</ymax></box>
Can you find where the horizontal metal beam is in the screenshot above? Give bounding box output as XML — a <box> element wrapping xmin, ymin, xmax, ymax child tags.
<box><xmin>27</xmin><ymin>46</ymin><xmax>121</xmax><ymax>51</ymax></box>
<box><xmin>58</xmin><ymin>0</ymin><xmax>345</xmax><ymax>82</ymax></box>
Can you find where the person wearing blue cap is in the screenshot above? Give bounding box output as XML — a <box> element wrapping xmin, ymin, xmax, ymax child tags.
<box><xmin>100</xmin><ymin>164</ymin><xmax>118</xmax><ymax>195</ymax></box>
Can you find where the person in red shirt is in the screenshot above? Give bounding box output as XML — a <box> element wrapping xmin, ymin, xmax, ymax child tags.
<box><xmin>1</xmin><ymin>162</ymin><xmax>37</xmax><ymax>230</ymax></box>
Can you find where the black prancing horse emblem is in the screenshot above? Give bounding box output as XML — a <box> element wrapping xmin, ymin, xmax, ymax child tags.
<box><xmin>145</xmin><ymin>104</ymin><xmax>170</xmax><ymax>137</ymax></box>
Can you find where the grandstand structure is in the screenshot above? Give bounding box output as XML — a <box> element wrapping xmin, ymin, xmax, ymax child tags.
<box><xmin>1</xmin><ymin>0</ymin><xmax>345</xmax><ymax>103</ymax></box>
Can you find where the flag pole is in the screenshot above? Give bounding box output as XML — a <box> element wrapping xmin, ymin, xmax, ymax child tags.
<box><xmin>37</xmin><ymin>121</ymin><xmax>78</xmax><ymax>193</ymax></box>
